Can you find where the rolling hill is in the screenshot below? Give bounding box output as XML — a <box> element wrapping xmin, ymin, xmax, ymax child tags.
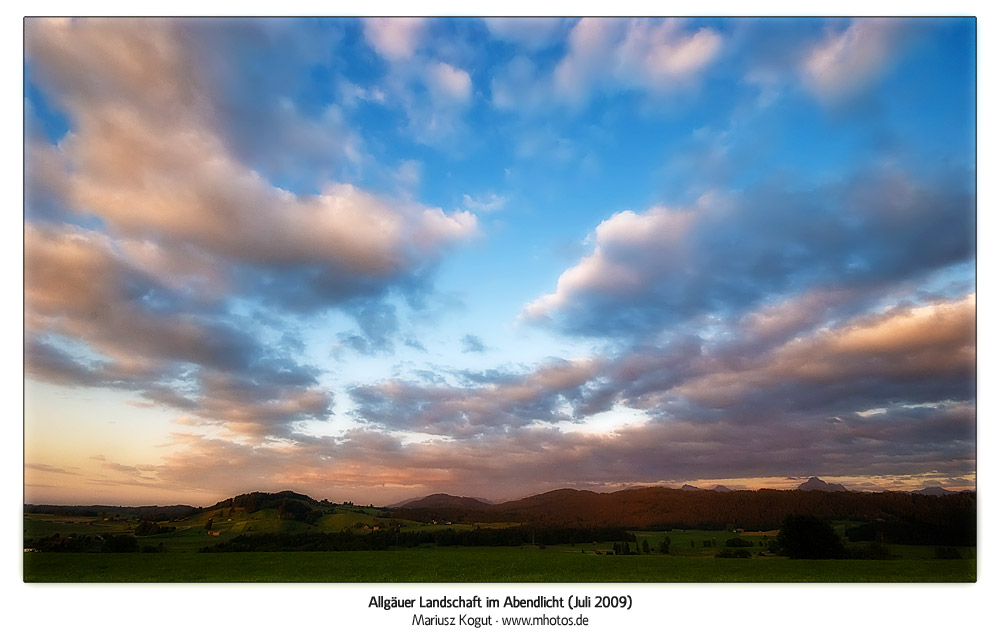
<box><xmin>27</xmin><ymin>485</ymin><xmax>976</xmax><ymax>548</ymax></box>
<box><xmin>393</xmin><ymin>485</ymin><xmax>976</xmax><ymax>533</ymax></box>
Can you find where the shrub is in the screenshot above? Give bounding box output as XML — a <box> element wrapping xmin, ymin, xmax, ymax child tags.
<box><xmin>725</xmin><ymin>537</ymin><xmax>754</xmax><ymax>548</ymax></box>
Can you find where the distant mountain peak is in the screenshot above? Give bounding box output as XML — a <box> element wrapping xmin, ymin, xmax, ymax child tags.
<box><xmin>712</xmin><ymin>485</ymin><xmax>732</xmax><ymax>492</ymax></box>
<box><xmin>797</xmin><ymin>477</ymin><xmax>847</xmax><ymax>492</ymax></box>
<box><xmin>914</xmin><ymin>486</ymin><xmax>954</xmax><ymax>496</ymax></box>
<box><xmin>681</xmin><ymin>484</ymin><xmax>702</xmax><ymax>491</ymax></box>
<box><xmin>396</xmin><ymin>494</ymin><xmax>492</xmax><ymax>510</ymax></box>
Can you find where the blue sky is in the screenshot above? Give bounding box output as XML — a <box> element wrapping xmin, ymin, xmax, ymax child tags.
<box><xmin>23</xmin><ymin>17</ymin><xmax>975</xmax><ymax>505</ymax></box>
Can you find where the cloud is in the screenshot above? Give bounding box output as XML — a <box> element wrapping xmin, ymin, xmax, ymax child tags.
<box><xmin>22</xmin><ymin>19</ymin><xmax>488</xmax><ymax>441</ymax></box>
<box><xmin>426</xmin><ymin>61</ymin><xmax>473</xmax><ymax>104</ymax></box>
<box><xmin>25</xmin><ymin>18</ymin><xmax>359</xmax><ymax>189</ymax></box>
<box><xmin>554</xmin><ymin>18</ymin><xmax>723</xmax><ymax>105</ymax></box>
<box><xmin>58</xmin><ymin>110</ymin><xmax>474</xmax><ymax>298</ymax></box>
<box><xmin>22</xmin><ymin>18</ymin><xmax>975</xmax><ymax>504</ymax></box>
<box><xmin>26</xmin><ymin>19</ymin><xmax>477</xmax><ymax>310</ymax></box>
<box><xmin>79</xmin><ymin>281</ymin><xmax>975</xmax><ymax>501</ymax></box>
<box><xmin>483</xmin><ymin>17</ymin><xmax>567</xmax><ymax>51</ymax></box>
<box><xmin>462</xmin><ymin>192</ymin><xmax>508</xmax><ymax>214</ymax></box>
<box><xmin>616</xmin><ymin>19</ymin><xmax>724</xmax><ymax>81</ymax></box>
<box><xmin>460</xmin><ymin>334</ymin><xmax>486</xmax><ymax>353</ymax></box>
<box><xmin>149</xmin><ymin>388</ymin><xmax>974</xmax><ymax>503</ymax></box>
<box><xmin>24</xmin><ymin>225</ymin><xmax>334</xmax><ymax>439</ymax></box>
<box><xmin>334</xmin><ymin>301</ymin><xmax>403</xmax><ymax>356</ymax></box>
<box><xmin>343</xmin><ymin>286</ymin><xmax>973</xmax><ymax>496</ymax></box>
<box><xmin>24</xmin><ymin>18</ymin><xmax>480</xmax><ymax>375</ymax></box>
<box><xmin>363</xmin><ymin>17</ymin><xmax>426</xmax><ymax>62</ymax></box>
<box><xmin>490</xmin><ymin>19</ymin><xmax>722</xmax><ymax>114</ymax></box>
<box><xmin>25</xmin><ymin>463</ymin><xmax>79</xmax><ymax>476</ymax></box>
<box><xmin>393</xmin><ymin>159</ymin><xmax>422</xmax><ymax>190</ymax></box>
<box><xmin>357</xmin><ymin>19</ymin><xmax>478</xmax><ymax>145</ymax></box>
<box><xmin>670</xmin><ymin>295</ymin><xmax>975</xmax><ymax>415</ymax></box>
<box><xmin>350</xmin><ymin>358</ymin><xmax>601</xmax><ymax>437</ymax></box>
<box><xmin>800</xmin><ymin>18</ymin><xmax>906</xmax><ymax>102</ymax></box>
<box><xmin>25</xmin><ymin>224</ymin><xmax>246</xmax><ymax>372</ymax></box>
<box><xmin>103</xmin><ymin>461</ymin><xmax>158</xmax><ymax>481</ymax></box>
<box><xmin>490</xmin><ymin>55</ymin><xmax>550</xmax><ymax>112</ymax></box>
<box><xmin>523</xmin><ymin>168</ymin><xmax>974</xmax><ymax>339</ymax></box>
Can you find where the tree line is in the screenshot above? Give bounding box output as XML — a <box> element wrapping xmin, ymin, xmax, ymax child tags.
<box><xmin>24</xmin><ymin>533</ymin><xmax>164</xmax><ymax>553</ymax></box>
<box><xmin>200</xmin><ymin>526</ymin><xmax>636</xmax><ymax>553</ymax></box>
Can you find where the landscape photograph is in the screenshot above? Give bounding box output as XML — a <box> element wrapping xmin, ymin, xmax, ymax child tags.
<box><xmin>23</xmin><ymin>16</ymin><xmax>976</xmax><ymax>587</ymax></box>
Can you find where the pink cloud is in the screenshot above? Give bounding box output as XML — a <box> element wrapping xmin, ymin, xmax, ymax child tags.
<box><xmin>363</xmin><ymin>17</ymin><xmax>426</xmax><ymax>62</ymax></box>
<box><xmin>801</xmin><ymin>18</ymin><xmax>906</xmax><ymax>101</ymax></box>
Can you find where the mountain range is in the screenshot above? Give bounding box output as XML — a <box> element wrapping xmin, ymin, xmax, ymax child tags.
<box><xmin>26</xmin><ymin>479</ymin><xmax>972</xmax><ymax>532</ymax></box>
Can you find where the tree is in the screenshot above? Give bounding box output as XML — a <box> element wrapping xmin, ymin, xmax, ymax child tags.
<box><xmin>777</xmin><ymin>514</ymin><xmax>845</xmax><ymax>559</ymax></box>
<box><xmin>659</xmin><ymin>537</ymin><xmax>672</xmax><ymax>554</ymax></box>
<box><xmin>102</xmin><ymin>534</ymin><xmax>139</xmax><ymax>553</ymax></box>
<box><xmin>642</xmin><ymin>540</ymin><xmax>650</xmax><ymax>554</ymax></box>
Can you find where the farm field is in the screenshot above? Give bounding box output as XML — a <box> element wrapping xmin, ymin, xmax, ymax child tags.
<box><xmin>23</xmin><ymin>545</ymin><xmax>975</xmax><ymax>583</ymax></box>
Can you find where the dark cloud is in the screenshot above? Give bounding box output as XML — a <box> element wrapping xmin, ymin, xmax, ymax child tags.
<box><xmin>25</xmin><ymin>338</ymin><xmax>108</xmax><ymax>388</ymax></box>
<box><xmin>350</xmin><ymin>357</ymin><xmax>600</xmax><ymax>437</ymax></box>
<box><xmin>150</xmin><ymin>397</ymin><xmax>974</xmax><ymax>503</ymax></box>
<box><xmin>179</xmin><ymin>18</ymin><xmax>357</xmax><ymax>190</ymax></box>
<box><xmin>349</xmin><ymin>294</ymin><xmax>974</xmax><ymax>484</ymax></box>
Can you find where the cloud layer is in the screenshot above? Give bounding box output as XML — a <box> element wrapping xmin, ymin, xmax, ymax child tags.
<box><xmin>24</xmin><ymin>18</ymin><xmax>975</xmax><ymax>505</ymax></box>
<box><xmin>25</xmin><ymin>18</ymin><xmax>477</xmax><ymax>440</ymax></box>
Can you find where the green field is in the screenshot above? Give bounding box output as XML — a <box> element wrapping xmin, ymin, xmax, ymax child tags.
<box><xmin>25</xmin><ymin>508</ymin><xmax>975</xmax><ymax>583</ymax></box>
<box><xmin>23</xmin><ymin>546</ymin><xmax>975</xmax><ymax>583</ymax></box>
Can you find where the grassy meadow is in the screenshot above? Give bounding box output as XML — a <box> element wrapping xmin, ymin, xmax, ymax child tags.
<box><xmin>23</xmin><ymin>511</ymin><xmax>975</xmax><ymax>583</ymax></box>
<box><xmin>23</xmin><ymin>545</ymin><xmax>975</xmax><ymax>583</ymax></box>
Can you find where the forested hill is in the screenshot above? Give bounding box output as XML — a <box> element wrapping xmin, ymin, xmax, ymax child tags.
<box><xmin>24</xmin><ymin>491</ymin><xmax>330</xmax><ymax>522</ymax></box>
<box><xmin>393</xmin><ymin>487</ymin><xmax>976</xmax><ymax>533</ymax></box>
<box><xmin>206</xmin><ymin>491</ymin><xmax>328</xmax><ymax>513</ymax></box>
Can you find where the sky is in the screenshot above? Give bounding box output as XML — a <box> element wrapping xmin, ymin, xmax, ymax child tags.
<box><xmin>22</xmin><ymin>17</ymin><xmax>977</xmax><ymax>506</ymax></box>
